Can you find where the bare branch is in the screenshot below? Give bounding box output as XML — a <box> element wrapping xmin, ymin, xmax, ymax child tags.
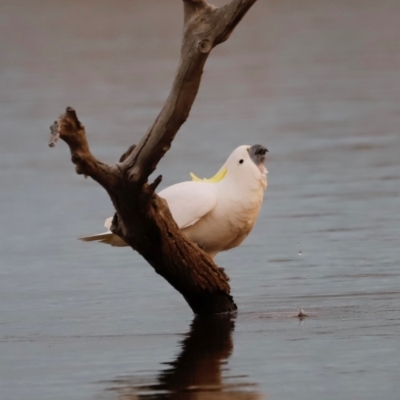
<box><xmin>49</xmin><ymin>107</ymin><xmax>121</xmax><ymax>191</ymax></box>
<box><xmin>122</xmin><ymin>0</ymin><xmax>258</xmax><ymax>185</ymax></box>
<box><xmin>149</xmin><ymin>175</ymin><xmax>163</xmax><ymax>192</ymax></box>
<box><xmin>214</xmin><ymin>0</ymin><xmax>258</xmax><ymax>45</ymax></box>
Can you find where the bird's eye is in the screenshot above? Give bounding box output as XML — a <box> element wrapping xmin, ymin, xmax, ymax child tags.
<box><xmin>239</xmin><ymin>159</ymin><xmax>244</xmax><ymax>164</ymax></box>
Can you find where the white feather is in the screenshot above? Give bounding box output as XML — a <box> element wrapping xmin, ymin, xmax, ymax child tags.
<box><xmin>158</xmin><ymin>181</ymin><xmax>217</xmax><ymax>229</ymax></box>
<box><xmin>79</xmin><ymin>145</ymin><xmax>267</xmax><ymax>259</ymax></box>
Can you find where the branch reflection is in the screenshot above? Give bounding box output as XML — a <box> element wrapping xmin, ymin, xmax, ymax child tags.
<box><xmin>104</xmin><ymin>315</ymin><xmax>263</xmax><ymax>399</ymax></box>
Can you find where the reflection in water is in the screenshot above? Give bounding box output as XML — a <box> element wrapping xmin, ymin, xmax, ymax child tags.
<box><xmin>103</xmin><ymin>315</ymin><xmax>263</xmax><ymax>399</ymax></box>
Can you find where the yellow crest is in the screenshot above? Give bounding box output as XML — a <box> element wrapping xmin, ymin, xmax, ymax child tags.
<box><xmin>190</xmin><ymin>167</ymin><xmax>227</xmax><ymax>183</ymax></box>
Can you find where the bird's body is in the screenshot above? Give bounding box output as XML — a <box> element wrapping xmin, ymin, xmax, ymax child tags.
<box><xmin>80</xmin><ymin>145</ymin><xmax>268</xmax><ymax>259</ymax></box>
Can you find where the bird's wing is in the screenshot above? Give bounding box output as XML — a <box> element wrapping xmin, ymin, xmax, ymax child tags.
<box><xmin>79</xmin><ymin>182</ymin><xmax>215</xmax><ymax>245</ymax></box>
<box><xmin>158</xmin><ymin>181</ymin><xmax>217</xmax><ymax>229</ymax></box>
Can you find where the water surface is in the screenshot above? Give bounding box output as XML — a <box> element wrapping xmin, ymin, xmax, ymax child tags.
<box><xmin>1</xmin><ymin>0</ymin><xmax>400</xmax><ymax>399</ymax></box>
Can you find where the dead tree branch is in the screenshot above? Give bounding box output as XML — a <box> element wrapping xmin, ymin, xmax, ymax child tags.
<box><xmin>124</xmin><ymin>0</ymin><xmax>258</xmax><ymax>185</ymax></box>
<box><xmin>49</xmin><ymin>0</ymin><xmax>258</xmax><ymax>315</ymax></box>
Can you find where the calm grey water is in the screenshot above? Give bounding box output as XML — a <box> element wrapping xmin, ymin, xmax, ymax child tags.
<box><xmin>1</xmin><ymin>1</ymin><xmax>400</xmax><ymax>399</ymax></box>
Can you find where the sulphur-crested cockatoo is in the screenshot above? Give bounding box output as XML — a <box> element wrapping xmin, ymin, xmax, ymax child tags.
<box><xmin>80</xmin><ymin>144</ymin><xmax>268</xmax><ymax>259</ymax></box>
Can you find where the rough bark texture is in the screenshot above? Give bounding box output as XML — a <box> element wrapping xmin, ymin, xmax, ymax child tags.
<box><xmin>49</xmin><ymin>0</ymin><xmax>258</xmax><ymax>315</ymax></box>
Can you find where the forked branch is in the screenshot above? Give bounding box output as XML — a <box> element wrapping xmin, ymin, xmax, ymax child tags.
<box><xmin>123</xmin><ymin>0</ymin><xmax>258</xmax><ymax>184</ymax></box>
<box><xmin>49</xmin><ymin>0</ymin><xmax>258</xmax><ymax>315</ymax></box>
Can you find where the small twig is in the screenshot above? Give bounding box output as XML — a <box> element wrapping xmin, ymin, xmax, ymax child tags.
<box><xmin>49</xmin><ymin>107</ymin><xmax>121</xmax><ymax>191</ymax></box>
<box><xmin>149</xmin><ymin>175</ymin><xmax>163</xmax><ymax>192</ymax></box>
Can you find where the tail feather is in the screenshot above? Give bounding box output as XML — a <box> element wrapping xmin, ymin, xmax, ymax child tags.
<box><xmin>79</xmin><ymin>231</ymin><xmax>128</xmax><ymax>247</ymax></box>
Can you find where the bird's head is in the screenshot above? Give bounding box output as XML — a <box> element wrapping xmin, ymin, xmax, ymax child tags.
<box><xmin>190</xmin><ymin>145</ymin><xmax>268</xmax><ymax>186</ymax></box>
<box><xmin>249</xmin><ymin>144</ymin><xmax>268</xmax><ymax>172</ymax></box>
<box><xmin>224</xmin><ymin>144</ymin><xmax>268</xmax><ymax>176</ymax></box>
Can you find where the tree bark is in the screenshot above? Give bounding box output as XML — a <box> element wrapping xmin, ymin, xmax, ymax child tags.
<box><xmin>49</xmin><ymin>0</ymin><xmax>258</xmax><ymax>315</ymax></box>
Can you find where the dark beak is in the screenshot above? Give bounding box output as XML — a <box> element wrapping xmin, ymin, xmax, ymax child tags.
<box><xmin>249</xmin><ymin>144</ymin><xmax>268</xmax><ymax>166</ymax></box>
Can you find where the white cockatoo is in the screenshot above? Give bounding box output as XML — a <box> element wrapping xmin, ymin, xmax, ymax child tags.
<box><xmin>80</xmin><ymin>144</ymin><xmax>268</xmax><ymax>259</ymax></box>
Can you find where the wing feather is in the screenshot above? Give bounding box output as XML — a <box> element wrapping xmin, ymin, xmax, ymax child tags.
<box><xmin>79</xmin><ymin>182</ymin><xmax>215</xmax><ymax>246</ymax></box>
<box><xmin>158</xmin><ymin>181</ymin><xmax>216</xmax><ymax>229</ymax></box>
